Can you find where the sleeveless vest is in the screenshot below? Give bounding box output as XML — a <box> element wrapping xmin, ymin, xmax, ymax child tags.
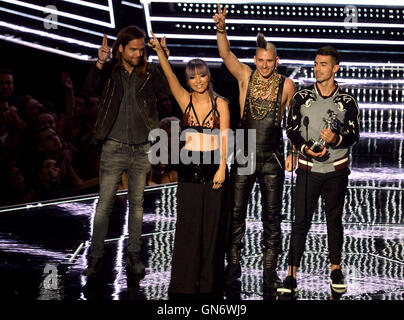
<box><xmin>241</xmin><ymin>73</ymin><xmax>286</xmax><ymax>157</ymax></box>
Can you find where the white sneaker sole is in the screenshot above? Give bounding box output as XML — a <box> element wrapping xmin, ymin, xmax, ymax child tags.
<box><xmin>277</xmin><ymin>287</ymin><xmax>299</xmax><ymax>294</ymax></box>
<box><xmin>329</xmin><ymin>279</ymin><xmax>347</xmax><ymax>293</ymax></box>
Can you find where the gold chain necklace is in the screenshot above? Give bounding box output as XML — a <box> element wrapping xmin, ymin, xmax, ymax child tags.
<box><xmin>248</xmin><ymin>71</ymin><xmax>281</xmax><ymax>120</ymax></box>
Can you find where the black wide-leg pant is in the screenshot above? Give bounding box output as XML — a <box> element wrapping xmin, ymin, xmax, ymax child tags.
<box><xmin>288</xmin><ymin>168</ymin><xmax>349</xmax><ymax>267</ymax></box>
<box><xmin>169</xmin><ymin>180</ymin><xmax>230</xmax><ymax>295</ymax></box>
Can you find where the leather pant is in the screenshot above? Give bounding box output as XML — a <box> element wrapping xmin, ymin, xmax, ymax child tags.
<box><xmin>230</xmin><ymin>150</ymin><xmax>284</xmax><ymax>255</ymax></box>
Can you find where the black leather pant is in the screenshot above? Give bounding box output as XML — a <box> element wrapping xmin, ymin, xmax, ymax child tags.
<box><xmin>230</xmin><ymin>151</ymin><xmax>284</xmax><ymax>254</ymax></box>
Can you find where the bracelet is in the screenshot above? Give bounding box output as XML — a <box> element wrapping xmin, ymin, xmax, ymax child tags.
<box><xmin>216</xmin><ymin>27</ymin><xmax>226</xmax><ymax>33</ymax></box>
<box><xmin>97</xmin><ymin>59</ymin><xmax>105</xmax><ymax>65</ymax></box>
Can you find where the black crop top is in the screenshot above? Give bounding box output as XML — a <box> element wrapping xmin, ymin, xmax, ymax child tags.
<box><xmin>182</xmin><ymin>95</ymin><xmax>220</xmax><ymax>132</ymax></box>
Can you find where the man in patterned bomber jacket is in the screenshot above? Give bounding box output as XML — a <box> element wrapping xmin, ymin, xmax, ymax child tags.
<box><xmin>278</xmin><ymin>46</ymin><xmax>360</xmax><ymax>295</ymax></box>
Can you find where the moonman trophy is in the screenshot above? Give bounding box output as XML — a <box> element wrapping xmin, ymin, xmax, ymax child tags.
<box><xmin>307</xmin><ymin>109</ymin><xmax>339</xmax><ymax>153</ymax></box>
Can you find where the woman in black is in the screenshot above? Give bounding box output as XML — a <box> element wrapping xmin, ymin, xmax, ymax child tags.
<box><xmin>149</xmin><ymin>33</ymin><xmax>230</xmax><ymax>298</ymax></box>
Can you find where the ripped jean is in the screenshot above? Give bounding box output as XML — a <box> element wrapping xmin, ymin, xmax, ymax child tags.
<box><xmin>89</xmin><ymin>139</ymin><xmax>151</xmax><ymax>257</ymax></box>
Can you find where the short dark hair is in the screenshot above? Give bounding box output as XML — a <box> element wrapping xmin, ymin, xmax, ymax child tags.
<box><xmin>316</xmin><ymin>46</ymin><xmax>341</xmax><ymax>65</ymax></box>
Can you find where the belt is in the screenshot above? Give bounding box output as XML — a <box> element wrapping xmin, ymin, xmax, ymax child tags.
<box><xmin>106</xmin><ymin>138</ymin><xmax>149</xmax><ymax>147</ymax></box>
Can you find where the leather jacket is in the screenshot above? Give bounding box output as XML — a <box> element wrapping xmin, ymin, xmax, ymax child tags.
<box><xmin>83</xmin><ymin>61</ymin><xmax>169</xmax><ymax>144</ymax></box>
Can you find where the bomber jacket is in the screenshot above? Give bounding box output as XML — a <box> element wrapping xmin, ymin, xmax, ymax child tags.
<box><xmin>286</xmin><ymin>84</ymin><xmax>360</xmax><ymax>173</ymax></box>
<box><xmin>83</xmin><ymin>60</ymin><xmax>169</xmax><ymax>144</ymax></box>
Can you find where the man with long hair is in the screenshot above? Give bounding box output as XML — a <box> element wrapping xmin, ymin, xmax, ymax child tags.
<box><xmin>82</xmin><ymin>26</ymin><xmax>169</xmax><ymax>279</ymax></box>
<box><xmin>214</xmin><ymin>5</ymin><xmax>296</xmax><ymax>290</ymax></box>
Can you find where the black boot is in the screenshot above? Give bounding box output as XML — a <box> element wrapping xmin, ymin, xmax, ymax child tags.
<box><xmin>126</xmin><ymin>251</ymin><xmax>145</xmax><ymax>277</ymax></box>
<box><xmin>224</xmin><ymin>246</ymin><xmax>241</xmax><ymax>286</ymax></box>
<box><xmin>82</xmin><ymin>256</ymin><xmax>103</xmax><ymax>278</ymax></box>
<box><xmin>263</xmin><ymin>249</ymin><xmax>282</xmax><ymax>289</ymax></box>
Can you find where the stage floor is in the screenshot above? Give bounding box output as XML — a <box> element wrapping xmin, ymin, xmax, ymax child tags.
<box><xmin>0</xmin><ymin>176</ymin><xmax>402</xmax><ymax>301</ymax></box>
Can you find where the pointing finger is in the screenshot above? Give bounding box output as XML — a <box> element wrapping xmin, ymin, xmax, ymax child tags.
<box><xmin>217</xmin><ymin>3</ymin><xmax>221</xmax><ymax>15</ymax></box>
<box><xmin>102</xmin><ymin>33</ymin><xmax>107</xmax><ymax>46</ymax></box>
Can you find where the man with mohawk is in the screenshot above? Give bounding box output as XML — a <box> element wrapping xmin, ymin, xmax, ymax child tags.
<box><xmin>214</xmin><ymin>4</ymin><xmax>296</xmax><ymax>290</ymax></box>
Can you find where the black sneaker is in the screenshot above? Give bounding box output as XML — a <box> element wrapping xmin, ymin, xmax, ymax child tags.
<box><xmin>276</xmin><ymin>276</ymin><xmax>298</xmax><ymax>295</ymax></box>
<box><xmin>329</xmin><ymin>269</ymin><xmax>347</xmax><ymax>293</ymax></box>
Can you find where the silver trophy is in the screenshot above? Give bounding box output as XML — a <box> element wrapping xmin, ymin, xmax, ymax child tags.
<box><xmin>307</xmin><ymin>110</ymin><xmax>338</xmax><ymax>153</ymax></box>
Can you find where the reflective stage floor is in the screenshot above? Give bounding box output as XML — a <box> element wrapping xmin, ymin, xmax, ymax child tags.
<box><xmin>0</xmin><ymin>173</ymin><xmax>402</xmax><ymax>301</ymax></box>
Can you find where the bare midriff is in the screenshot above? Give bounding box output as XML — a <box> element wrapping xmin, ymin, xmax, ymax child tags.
<box><xmin>184</xmin><ymin>131</ymin><xmax>219</xmax><ymax>151</ymax></box>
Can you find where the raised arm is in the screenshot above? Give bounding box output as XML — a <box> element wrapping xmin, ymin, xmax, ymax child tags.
<box><xmin>214</xmin><ymin>4</ymin><xmax>251</xmax><ymax>82</ymax></box>
<box><xmin>83</xmin><ymin>34</ymin><xmax>111</xmax><ymax>95</ymax></box>
<box><xmin>148</xmin><ymin>32</ymin><xmax>189</xmax><ymax>112</ymax></box>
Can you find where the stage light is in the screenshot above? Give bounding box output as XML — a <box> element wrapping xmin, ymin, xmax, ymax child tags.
<box><xmin>0</xmin><ymin>6</ymin><xmax>117</xmax><ymax>40</ymax></box>
<box><xmin>1</xmin><ymin>0</ymin><xmax>116</xmax><ymax>28</ymax></box>
<box><xmin>0</xmin><ymin>33</ymin><xmax>93</xmax><ymax>61</ymax></box>
<box><xmin>121</xmin><ymin>1</ymin><xmax>143</xmax><ymax>9</ymax></box>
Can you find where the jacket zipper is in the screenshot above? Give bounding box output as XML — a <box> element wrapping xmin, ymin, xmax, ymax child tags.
<box><xmin>94</xmin><ymin>78</ymin><xmax>111</xmax><ymax>130</ymax></box>
<box><xmin>101</xmin><ymin>81</ymin><xmax>115</xmax><ymax>128</ymax></box>
<box><xmin>136</xmin><ymin>72</ymin><xmax>153</xmax><ymax>130</ymax></box>
<box><xmin>137</xmin><ymin>73</ymin><xmax>151</xmax><ymax>94</ymax></box>
<box><xmin>273</xmin><ymin>152</ymin><xmax>283</xmax><ymax>170</ymax></box>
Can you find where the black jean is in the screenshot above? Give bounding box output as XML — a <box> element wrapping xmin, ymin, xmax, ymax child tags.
<box><xmin>89</xmin><ymin>139</ymin><xmax>151</xmax><ymax>257</ymax></box>
<box><xmin>288</xmin><ymin>168</ymin><xmax>349</xmax><ymax>267</ymax></box>
<box><xmin>230</xmin><ymin>152</ymin><xmax>284</xmax><ymax>253</ymax></box>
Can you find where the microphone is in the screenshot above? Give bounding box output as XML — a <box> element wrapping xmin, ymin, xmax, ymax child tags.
<box><xmin>303</xmin><ymin>116</ymin><xmax>309</xmax><ymax>127</ymax></box>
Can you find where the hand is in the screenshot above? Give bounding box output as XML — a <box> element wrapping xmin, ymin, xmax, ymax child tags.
<box><xmin>98</xmin><ymin>34</ymin><xmax>110</xmax><ymax>64</ymax></box>
<box><xmin>304</xmin><ymin>146</ymin><xmax>328</xmax><ymax>158</ymax></box>
<box><xmin>320</xmin><ymin>128</ymin><xmax>337</xmax><ymax>145</ymax></box>
<box><xmin>7</xmin><ymin>106</ymin><xmax>26</xmax><ymax>130</ymax></box>
<box><xmin>160</xmin><ymin>36</ymin><xmax>170</xmax><ymax>58</ymax></box>
<box><xmin>285</xmin><ymin>154</ymin><xmax>297</xmax><ymax>172</ymax></box>
<box><xmin>147</xmin><ymin>31</ymin><xmax>164</xmax><ymax>54</ymax></box>
<box><xmin>212</xmin><ymin>166</ymin><xmax>226</xmax><ymax>190</ymax></box>
<box><xmin>61</xmin><ymin>71</ymin><xmax>73</xmax><ymax>89</ymax></box>
<box><xmin>213</xmin><ymin>4</ymin><xmax>227</xmax><ymax>31</ymax></box>
<box><xmin>48</xmin><ymin>167</ymin><xmax>61</xmax><ymax>182</ymax></box>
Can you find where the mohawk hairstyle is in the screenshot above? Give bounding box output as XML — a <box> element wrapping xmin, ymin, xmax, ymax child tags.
<box><xmin>256</xmin><ymin>33</ymin><xmax>277</xmax><ymax>56</ymax></box>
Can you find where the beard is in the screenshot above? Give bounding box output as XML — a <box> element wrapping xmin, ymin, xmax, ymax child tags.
<box><xmin>122</xmin><ymin>54</ymin><xmax>144</xmax><ymax>68</ymax></box>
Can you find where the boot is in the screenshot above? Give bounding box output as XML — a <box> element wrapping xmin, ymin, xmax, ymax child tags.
<box><xmin>224</xmin><ymin>246</ymin><xmax>241</xmax><ymax>286</ymax></box>
<box><xmin>263</xmin><ymin>249</ymin><xmax>282</xmax><ymax>289</ymax></box>
<box><xmin>126</xmin><ymin>251</ymin><xmax>145</xmax><ymax>276</ymax></box>
<box><xmin>82</xmin><ymin>256</ymin><xmax>103</xmax><ymax>278</ymax></box>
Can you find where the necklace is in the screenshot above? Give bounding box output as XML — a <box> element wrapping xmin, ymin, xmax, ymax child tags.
<box><xmin>248</xmin><ymin>70</ymin><xmax>281</xmax><ymax>120</ymax></box>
